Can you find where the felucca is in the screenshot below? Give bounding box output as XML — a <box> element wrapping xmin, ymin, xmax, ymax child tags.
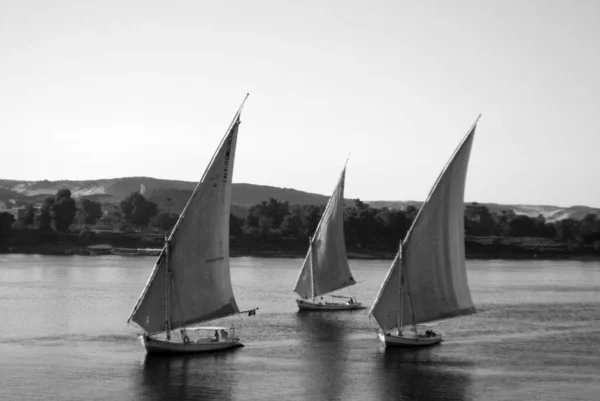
<box><xmin>293</xmin><ymin>160</ymin><xmax>365</xmax><ymax>311</ymax></box>
<box><xmin>126</xmin><ymin>94</ymin><xmax>258</xmax><ymax>354</ymax></box>
<box><xmin>370</xmin><ymin>116</ymin><xmax>481</xmax><ymax>347</ymax></box>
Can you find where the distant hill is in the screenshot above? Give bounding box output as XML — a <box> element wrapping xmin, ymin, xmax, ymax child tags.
<box><xmin>0</xmin><ymin>177</ymin><xmax>194</xmax><ymax>199</ymax></box>
<box><xmin>476</xmin><ymin>203</ymin><xmax>564</xmax><ymax>219</ymax></box>
<box><xmin>0</xmin><ymin>177</ymin><xmax>338</xmax><ymax>219</ymax></box>
<box><xmin>546</xmin><ymin>205</ymin><xmax>600</xmax><ymax>221</ymax></box>
<box><xmin>0</xmin><ymin>177</ymin><xmax>598</xmax><ymax>221</ymax></box>
<box><xmin>367</xmin><ymin>201</ymin><xmax>568</xmax><ymax>220</ymax></box>
<box><xmin>364</xmin><ymin>200</ymin><xmax>592</xmax><ymax>222</ymax></box>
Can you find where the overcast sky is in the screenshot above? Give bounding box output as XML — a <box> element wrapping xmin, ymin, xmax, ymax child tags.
<box><xmin>1</xmin><ymin>0</ymin><xmax>598</xmax><ymax>206</ymax></box>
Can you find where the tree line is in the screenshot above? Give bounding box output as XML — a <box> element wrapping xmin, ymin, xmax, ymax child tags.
<box><xmin>0</xmin><ymin>190</ymin><xmax>178</xmax><ymax>238</ymax></box>
<box><xmin>2</xmin><ymin>191</ymin><xmax>600</xmax><ymax>249</ymax></box>
<box><xmin>235</xmin><ymin>198</ymin><xmax>600</xmax><ymax>250</ymax></box>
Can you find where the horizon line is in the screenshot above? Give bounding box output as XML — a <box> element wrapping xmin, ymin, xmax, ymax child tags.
<box><xmin>0</xmin><ymin>175</ymin><xmax>596</xmax><ymax>210</ymax></box>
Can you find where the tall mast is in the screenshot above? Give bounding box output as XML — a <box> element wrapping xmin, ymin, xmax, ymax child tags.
<box><xmin>398</xmin><ymin>245</ymin><xmax>403</xmax><ymax>331</ymax></box>
<box><xmin>309</xmin><ymin>237</ymin><xmax>315</xmax><ymax>299</ymax></box>
<box><xmin>164</xmin><ymin>235</ymin><xmax>171</xmax><ymax>340</ymax></box>
<box><xmin>404</xmin><ymin>246</ymin><xmax>417</xmax><ymax>327</ymax></box>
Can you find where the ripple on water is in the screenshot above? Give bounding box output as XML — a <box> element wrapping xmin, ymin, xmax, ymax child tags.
<box><xmin>0</xmin><ymin>256</ymin><xmax>599</xmax><ymax>401</ymax></box>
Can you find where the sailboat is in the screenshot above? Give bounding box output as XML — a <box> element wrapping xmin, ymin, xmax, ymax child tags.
<box><xmin>126</xmin><ymin>94</ymin><xmax>258</xmax><ymax>354</ymax></box>
<box><xmin>293</xmin><ymin>161</ymin><xmax>365</xmax><ymax>311</ymax></box>
<box><xmin>369</xmin><ymin>116</ymin><xmax>481</xmax><ymax>347</ymax></box>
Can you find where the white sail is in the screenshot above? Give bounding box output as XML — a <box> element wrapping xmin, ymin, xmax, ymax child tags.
<box><xmin>370</xmin><ymin>117</ymin><xmax>479</xmax><ymax>329</ymax></box>
<box><xmin>370</xmin><ymin>252</ymin><xmax>404</xmax><ymax>330</ymax></box>
<box><xmin>127</xmin><ymin>100</ymin><xmax>247</xmax><ymax>335</ymax></box>
<box><xmin>293</xmin><ymin>166</ymin><xmax>356</xmax><ymax>298</ymax></box>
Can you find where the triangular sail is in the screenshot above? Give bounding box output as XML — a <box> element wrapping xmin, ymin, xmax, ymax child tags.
<box><xmin>127</xmin><ymin>97</ymin><xmax>248</xmax><ymax>335</ymax></box>
<box><xmin>370</xmin><ymin>116</ymin><xmax>479</xmax><ymax>329</ymax></box>
<box><xmin>370</xmin><ymin>252</ymin><xmax>403</xmax><ymax>330</ymax></box>
<box><xmin>293</xmin><ymin>165</ymin><xmax>356</xmax><ymax>298</ymax></box>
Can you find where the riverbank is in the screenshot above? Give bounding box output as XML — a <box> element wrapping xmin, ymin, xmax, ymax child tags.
<box><xmin>1</xmin><ymin>228</ymin><xmax>600</xmax><ymax>260</ymax></box>
<box><xmin>0</xmin><ymin>244</ymin><xmax>396</xmax><ymax>260</ymax></box>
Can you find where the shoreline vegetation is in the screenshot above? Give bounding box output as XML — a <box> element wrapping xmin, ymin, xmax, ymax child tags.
<box><xmin>2</xmin><ymin>189</ymin><xmax>600</xmax><ymax>261</ymax></box>
<box><xmin>2</xmin><ymin>230</ymin><xmax>600</xmax><ymax>261</ymax></box>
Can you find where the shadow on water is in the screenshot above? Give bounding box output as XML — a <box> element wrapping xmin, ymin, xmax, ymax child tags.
<box><xmin>372</xmin><ymin>347</ymin><xmax>474</xmax><ymax>401</ymax></box>
<box><xmin>294</xmin><ymin>312</ymin><xmax>353</xmax><ymax>400</ymax></box>
<box><xmin>135</xmin><ymin>349</ymin><xmax>244</xmax><ymax>401</ymax></box>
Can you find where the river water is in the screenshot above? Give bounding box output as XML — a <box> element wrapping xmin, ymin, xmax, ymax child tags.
<box><xmin>0</xmin><ymin>255</ymin><xmax>599</xmax><ymax>400</ymax></box>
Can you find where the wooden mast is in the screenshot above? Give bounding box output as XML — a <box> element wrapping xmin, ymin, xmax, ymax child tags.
<box><xmin>398</xmin><ymin>245</ymin><xmax>403</xmax><ymax>333</ymax></box>
<box><xmin>164</xmin><ymin>235</ymin><xmax>171</xmax><ymax>340</ymax></box>
<box><xmin>309</xmin><ymin>237</ymin><xmax>315</xmax><ymax>300</ymax></box>
<box><xmin>165</xmin><ymin>234</ymin><xmax>171</xmax><ymax>340</ymax></box>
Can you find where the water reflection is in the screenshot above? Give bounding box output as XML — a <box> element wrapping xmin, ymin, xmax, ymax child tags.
<box><xmin>372</xmin><ymin>347</ymin><xmax>473</xmax><ymax>401</ymax></box>
<box><xmin>295</xmin><ymin>313</ymin><xmax>351</xmax><ymax>401</ymax></box>
<box><xmin>136</xmin><ymin>350</ymin><xmax>243</xmax><ymax>401</ymax></box>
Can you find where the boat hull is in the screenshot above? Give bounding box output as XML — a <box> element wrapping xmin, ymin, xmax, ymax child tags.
<box><xmin>378</xmin><ymin>332</ymin><xmax>442</xmax><ymax>347</ymax></box>
<box><xmin>296</xmin><ymin>299</ymin><xmax>366</xmax><ymax>311</ymax></box>
<box><xmin>141</xmin><ymin>335</ymin><xmax>244</xmax><ymax>354</ymax></box>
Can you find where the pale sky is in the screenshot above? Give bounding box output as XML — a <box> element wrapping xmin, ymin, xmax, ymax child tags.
<box><xmin>1</xmin><ymin>0</ymin><xmax>599</xmax><ymax>207</ymax></box>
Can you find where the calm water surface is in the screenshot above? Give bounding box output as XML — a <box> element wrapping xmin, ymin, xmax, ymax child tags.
<box><xmin>1</xmin><ymin>255</ymin><xmax>599</xmax><ymax>400</ymax></box>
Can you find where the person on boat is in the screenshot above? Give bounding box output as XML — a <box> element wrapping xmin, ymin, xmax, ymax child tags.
<box><xmin>349</xmin><ymin>298</ymin><xmax>354</xmax><ymax>304</ymax></box>
<box><xmin>213</xmin><ymin>330</ymin><xmax>219</xmax><ymax>342</ymax></box>
<box><xmin>319</xmin><ymin>297</ymin><xmax>324</xmax><ymax>305</ymax></box>
<box><xmin>180</xmin><ymin>328</ymin><xmax>190</xmax><ymax>343</ymax></box>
